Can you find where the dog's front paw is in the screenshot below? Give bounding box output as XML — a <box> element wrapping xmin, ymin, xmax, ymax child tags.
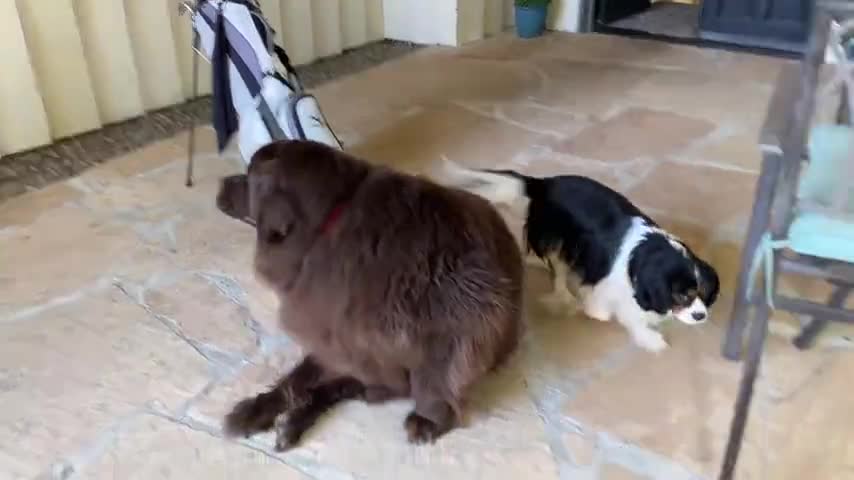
<box><xmin>273</xmin><ymin>413</ymin><xmax>303</xmax><ymax>452</ymax></box>
<box><xmin>404</xmin><ymin>412</ymin><xmax>444</xmax><ymax>445</ymax></box>
<box><xmin>223</xmin><ymin>391</ymin><xmax>285</xmax><ymax>438</ymax></box>
<box><xmin>633</xmin><ymin>329</ymin><xmax>669</xmax><ymax>353</ymax></box>
<box><xmin>584</xmin><ymin>306</ymin><xmax>611</xmax><ymax>322</ymax></box>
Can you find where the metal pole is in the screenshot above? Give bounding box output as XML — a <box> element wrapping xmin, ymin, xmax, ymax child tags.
<box><xmin>185</xmin><ymin>29</ymin><xmax>201</xmax><ymax>186</ymax></box>
<box><xmin>185</xmin><ymin>2</ymin><xmax>201</xmax><ymax>187</ymax></box>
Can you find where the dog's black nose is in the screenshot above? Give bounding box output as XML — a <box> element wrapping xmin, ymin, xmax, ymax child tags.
<box><xmin>692</xmin><ymin>311</ymin><xmax>706</xmax><ymax>321</ymax></box>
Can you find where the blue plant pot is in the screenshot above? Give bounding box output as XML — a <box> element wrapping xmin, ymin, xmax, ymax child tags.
<box><xmin>515</xmin><ymin>5</ymin><xmax>548</xmax><ymax>39</ymax></box>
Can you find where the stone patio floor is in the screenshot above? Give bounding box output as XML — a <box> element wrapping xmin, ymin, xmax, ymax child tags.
<box><xmin>2</xmin><ymin>32</ymin><xmax>854</xmax><ymax>480</ymax></box>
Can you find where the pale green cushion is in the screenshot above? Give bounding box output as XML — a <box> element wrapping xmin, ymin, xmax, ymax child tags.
<box><xmin>788</xmin><ymin>212</ymin><xmax>854</xmax><ymax>263</ymax></box>
<box><xmin>788</xmin><ymin>124</ymin><xmax>854</xmax><ymax>262</ymax></box>
<box><xmin>798</xmin><ymin>124</ymin><xmax>854</xmax><ymax>210</ymax></box>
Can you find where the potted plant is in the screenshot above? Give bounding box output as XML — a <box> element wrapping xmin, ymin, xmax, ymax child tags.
<box><xmin>515</xmin><ymin>0</ymin><xmax>551</xmax><ymax>39</ymax></box>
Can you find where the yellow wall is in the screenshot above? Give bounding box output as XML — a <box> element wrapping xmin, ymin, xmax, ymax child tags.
<box><xmin>0</xmin><ymin>0</ymin><xmax>51</xmax><ymax>154</ymax></box>
<box><xmin>0</xmin><ymin>0</ymin><xmax>384</xmax><ymax>156</ymax></box>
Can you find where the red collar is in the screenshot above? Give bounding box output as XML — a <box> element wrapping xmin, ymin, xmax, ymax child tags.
<box><xmin>319</xmin><ymin>202</ymin><xmax>348</xmax><ymax>235</ymax></box>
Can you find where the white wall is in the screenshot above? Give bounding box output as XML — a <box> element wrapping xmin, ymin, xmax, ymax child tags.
<box><xmin>382</xmin><ymin>0</ymin><xmax>582</xmax><ymax>47</ymax></box>
<box><xmin>383</xmin><ymin>0</ymin><xmax>513</xmax><ymax>46</ymax></box>
<box><xmin>383</xmin><ymin>0</ymin><xmax>458</xmax><ymax>45</ymax></box>
<box><xmin>0</xmin><ymin>0</ymin><xmax>50</xmax><ymax>154</ymax></box>
<box><xmin>548</xmin><ymin>0</ymin><xmax>583</xmax><ymax>33</ymax></box>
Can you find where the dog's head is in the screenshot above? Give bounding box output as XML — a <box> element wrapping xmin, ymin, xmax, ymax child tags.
<box><xmin>630</xmin><ymin>235</ymin><xmax>719</xmax><ymax>325</ymax></box>
<box><xmin>216</xmin><ymin>140</ymin><xmax>369</xmax><ymax>289</ymax></box>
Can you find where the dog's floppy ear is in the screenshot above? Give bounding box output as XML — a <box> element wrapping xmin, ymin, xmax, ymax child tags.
<box><xmin>632</xmin><ymin>268</ymin><xmax>671</xmax><ymax>315</ymax></box>
<box><xmin>217</xmin><ymin>174</ymin><xmax>250</xmax><ymax>221</ymax></box>
<box><xmin>629</xmin><ymin>249</ymin><xmax>672</xmax><ymax>315</ymax></box>
<box><xmin>696</xmin><ymin>258</ymin><xmax>720</xmax><ymax>307</ymax></box>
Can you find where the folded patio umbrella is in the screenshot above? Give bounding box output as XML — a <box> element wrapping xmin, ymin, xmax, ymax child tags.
<box><xmin>184</xmin><ymin>0</ymin><xmax>342</xmax><ymax>183</ymax></box>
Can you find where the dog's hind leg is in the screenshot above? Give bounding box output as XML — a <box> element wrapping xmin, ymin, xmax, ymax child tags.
<box><xmin>274</xmin><ymin>377</ymin><xmax>366</xmax><ymax>451</ymax></box>
<box><xmin>404</xmin><ymin>369</ymin><xmax>459</xmax><ymax>445</ymax></box>
<box><xmin>224</xmin><ymin>355</ymin><xmax>326</xmax><ymax>438</ymax></box>
<box><xmin>540</xmin><ymin>256</ymin><xmax>579</xmax><ymax>316</ymax></box>
<box><xmin>524</xmin><ymin>253</ymin><xmax>546</xmax><ymax>269</ymax></box>
<box><xmin>405</xmin><ymin>331</ymin><xmax>511</xmax><ymax>445</ymax></box>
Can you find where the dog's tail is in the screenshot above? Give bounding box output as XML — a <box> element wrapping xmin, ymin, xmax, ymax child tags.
<box><xmin>436</xmin><ymin>157</ymin><xmax>543</xmax><ymax>206</ymax></box>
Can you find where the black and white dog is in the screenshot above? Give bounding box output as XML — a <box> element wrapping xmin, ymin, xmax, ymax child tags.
<box><xmin>438</xmin><ymin>161</ymin><xmax>719</xmax><ymax>353</ymax></box>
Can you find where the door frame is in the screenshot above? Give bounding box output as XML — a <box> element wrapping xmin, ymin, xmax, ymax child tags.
<box><xmin>574</xmin><ymin>0</ymin><xmax>805</xmax><ymax>56</ymax></box>
<box><xmin>698</xmin><ymin>0</ymin><xmax>812</xmax><ymax>53</ymax></box>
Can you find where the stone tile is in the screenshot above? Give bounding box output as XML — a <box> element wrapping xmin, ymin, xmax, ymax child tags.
<box><xmin>142</xmin><ymin>273</ymin><xmax>260</xmax><ymax>358</ymax></box>
<box><xmin>456</xmin><ymin>31</ymin><xmax>554</xmax><ymax>62</ymax></box>
<box><xmin>492</xmin><ymin>102</ymin><xmax>591</xmax><ymax>139</ymax></box>
<box><xmin>563</xmin><ymin>432</ymin><xmax>597</xmax><ymax>467</ymax></box>
<box><xmin>0</xmin><ymin>182</ymin><xmax>82</xmax><ymax>227</ymax></box>
<box><xmin>2</xmin><ymin>30</ymin><xmax>840</xmax><ymax>479</ymax></box>
<box><xmin>556</xmin><ymin>108</ymin><xmax>715</xmax><ymax>163</ymax></box>
<box><xmin>317</xmin><ymin>48</ymin><xmax>543</xmax><ymax>116</ymax></box>
<box><xmin>531</xmin><ymin>33</ymin><xmax>732</xmax><ymax>75</ymax></box>
<box><xmin>81</xmin><ymin>415</ymin><xmax>309</xmax><ymax>480</ymax></box>
<box><xmin>562</xmin><ymin>321</ymin><xmax>841</xmax><ymax>479</ymax></box>
<box><xmin>628</xmin><ymin>160</ymin><xmax>758</xmax><ymax>226</ymax></box>
<box><xmin>0</xmin><ymin>203</ymin><xmax>144</xmax><ymax>319</ymax></box>
<box><xmin>350</xmin><ymin>103</ymin><xmax>551</xmax><ymax>173</ymax></box>
<box><xmin>190</xmin><ymin>340</ymin><xmax>560</xmax><ymax>480</ymax></box>
<box><xmin>0</xmin><ymin>290</ymin><xmax>210</xmax><ymax>477</ymax></box>
<box><xmin>521</xmin><ymin>266</ymin><xmax>636</xmax><ymax>400</ymax></box>
<box><xmin>601</xmin><ymin>463</ymin><xmax>646</xmax><ymax>480</ymax></box>
<box><xmin>165</xmin><ymin>213</ymin><xmax>280</xmax><ymax>337</ymax></box>
<box><xmin>527</xmin><ymin>60</ymin><xmax>653</xmax><ymax>119</ymax></box>
<box><xmin>281</xmin><ymin>371</ymin><xmax>558</xmax><ymax>480</ymax></box>
<box><xmin>75</xmin><ymin>142</ymin><xmax>241</xmax><ymax>217</ymax></box>
<box><xmin>625</xmin><ymin>70</ymin><xmax>771</xmax><ymax>132</ymax></box>
<box><xmin>690</xmin><ymin>132</ymin><xmax>762</xmax><ymax>172</ymax></box>
<box><xmin>96</xmin><ymin>133</ymin><xmax>193</xmax><ymax>179</ymax></box>
<box><xmin>165</xmin><ymin>202</ymin><xmax>255</xmax><ymax>274</ymax></box>
<box><xmin>724</xmin><ymin>54</ymin><xmax>791</xmax><ymax>86</ymax></box>
<box><xmin>762</xmin><ymin>353</ymin><xmax>854</xmax><ymax>480</ymax></box>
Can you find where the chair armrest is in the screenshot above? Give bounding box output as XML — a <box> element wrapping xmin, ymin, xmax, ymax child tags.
<box><xmin>759</xmin><ymin>63</ymin><xmax>803</xmax><ymax>154</ymax></box>
<box><xmin>768</xmin><ymin>9</ymin><xmax>834</xmax><ymax>236</ymax></box>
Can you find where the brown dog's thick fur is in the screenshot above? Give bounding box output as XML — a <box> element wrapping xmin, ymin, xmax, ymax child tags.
<box><xmin>216</xmin><ymin>141</ymin><xmax>523</xmax><ymax>449</ymax></box>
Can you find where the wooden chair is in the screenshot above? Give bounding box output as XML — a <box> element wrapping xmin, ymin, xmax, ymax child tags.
<box><xmin>718</xmin><ymin>2</ymin><xmax>854</xmax><ymax>479</ymax></box>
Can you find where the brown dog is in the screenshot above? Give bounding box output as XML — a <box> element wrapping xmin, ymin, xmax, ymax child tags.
<box><xmin>216</xmin><ymin>140</ymin><xmax>523</xmax><ymax>449</ymax></box>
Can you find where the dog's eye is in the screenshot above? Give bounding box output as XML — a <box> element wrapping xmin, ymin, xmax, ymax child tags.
<box><xmin>265</xmin><ymin>229</ymin><xmax>286</xmax><ymax>244</ymax></box>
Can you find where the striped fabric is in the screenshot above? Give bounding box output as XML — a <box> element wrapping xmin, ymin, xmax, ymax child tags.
<box><xmin>190</xmin><ymin>0</ymin><xmax>341</xmax><ymax>163</ymax></box>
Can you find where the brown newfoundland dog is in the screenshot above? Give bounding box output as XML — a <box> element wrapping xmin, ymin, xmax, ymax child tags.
<box><xmin>216</xmin><ymin>140</ymin><xmax>523</xmax><ymax>450</ymax></box>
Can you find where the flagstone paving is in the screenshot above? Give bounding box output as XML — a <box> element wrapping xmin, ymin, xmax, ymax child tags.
<box><xmin>3</xmin><ymin>32</ymin><xmax>852</xmax><ymax>480</ymax></box>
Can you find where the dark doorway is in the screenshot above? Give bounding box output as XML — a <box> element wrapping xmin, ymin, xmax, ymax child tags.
<box><xmin>591</xmin><ymin>0</ymin><xmax>813</xmax><ymax>55</ymax></box>
<box><xmin>699</xmin><ymin>0</ymin><xmax>812</xmax><ymax>52</ymax></box>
